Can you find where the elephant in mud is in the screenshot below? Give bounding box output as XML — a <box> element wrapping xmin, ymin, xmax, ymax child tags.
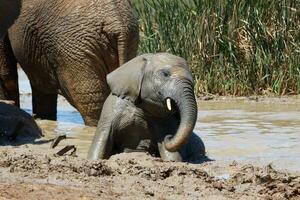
<box><xmin>88</xmin><ymin>53</ymin><xmax>206</xmax><ymax>162</ymax></box>
<box><xmin>0</xmin><ymin>0</ymin><xmax>139</xmax><ymax>126</ymax></box>
<box><xmin>0</xmin><ymin>101</ymin><xmax>42</xmax><ymax>142</ymax></box>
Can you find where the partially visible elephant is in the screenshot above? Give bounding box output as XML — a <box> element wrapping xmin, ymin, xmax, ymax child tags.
<box><xmin>0</xmin><ymin>0</ymin><xmax>21</xmax><ymax>102</ymax></box>
<box><xmin>88</xmin><ymin>53</ymin><xmax>206</xmax><ymax>162</ymax></box>
<box><xmin>0</xmin><ymin>0</ymin><xmax>139</xmax><ymax>126</ymax></box>
<box><xmin>0</xmin><ymin>0</ymin><xmax>41</xmax><ymax>143</ymax></box>
<box><xmin>0</xmin><ymin>0</ymin><xmax>21</xmax><ymax>38</ymax></box>
<box><xmin>0</xmin><ymin>101</ymin><xmax>42</xmax><ymax>141</ymax></box>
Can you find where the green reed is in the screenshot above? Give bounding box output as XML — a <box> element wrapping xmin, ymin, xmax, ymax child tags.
<box><xmin>133</xmin><ymin>0</ymin><xmax>300</xmax><ymax>96</ymax></box>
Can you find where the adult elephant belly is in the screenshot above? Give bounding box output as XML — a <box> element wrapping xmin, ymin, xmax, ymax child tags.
<box><xmin>6</xmin><ymin>0</ymin><xmax>139</xmax><ymax>126</ymax></box>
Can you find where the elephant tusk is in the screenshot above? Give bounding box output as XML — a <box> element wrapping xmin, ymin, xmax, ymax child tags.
<box><xmin>166</xmin><ymin>98</ymin><xmax>172</xmax><ymax>111</ymax></box>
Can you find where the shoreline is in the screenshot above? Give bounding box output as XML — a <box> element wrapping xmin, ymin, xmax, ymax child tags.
<box><xmin>197</xmin><ymin>94</ymin><xmax>300</xmax><ymax>104</ymax></box>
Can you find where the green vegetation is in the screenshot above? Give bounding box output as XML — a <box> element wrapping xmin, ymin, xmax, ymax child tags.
<box><xmin>133</xmin><ymin>0</ymin><xmax>300</xmax><ymax>96</ymax></box>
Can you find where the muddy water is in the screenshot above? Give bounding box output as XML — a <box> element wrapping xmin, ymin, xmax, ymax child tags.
<box><xmin>196</xmin><ymin>101</ymin><xmax>300</xmax><ymax>172</ymax></box>
<box><xmin>18</xmin><ymin>69</ymin><xmax>300</xmax><ymax>172</ymax></box>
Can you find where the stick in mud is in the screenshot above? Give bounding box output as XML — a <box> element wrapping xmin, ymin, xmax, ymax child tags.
<box><xmin>50</xmin><ymin>135</ymin><xmax>67</xmax><ymax>149</ymax></box>
<box><xmin>54</xmin><ymin>145</ymin><xmax>77</xmax><ymax>157</ymax></box>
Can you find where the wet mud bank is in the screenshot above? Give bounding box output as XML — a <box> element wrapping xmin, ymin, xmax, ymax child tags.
<box><xmin>0</xmin><ymin>147</ymin><xmax>299</xmax><ymax>200</ymax></box>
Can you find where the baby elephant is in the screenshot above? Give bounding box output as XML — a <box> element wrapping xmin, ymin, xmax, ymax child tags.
<box><xmin>88</xmin><ymin>53</ymin><xmax>206</xmax><ymax>162</ymax></box>
<box><xmin>0</xmin><ymin>101</ymin><xmax>42</xmax><ymax>141</ymax></box>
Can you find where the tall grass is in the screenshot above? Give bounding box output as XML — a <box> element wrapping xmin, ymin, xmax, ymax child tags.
<box><xmin>133</xmin><ymin>0</ymin><xmax>300</xmax><ymax>96</ymax></box>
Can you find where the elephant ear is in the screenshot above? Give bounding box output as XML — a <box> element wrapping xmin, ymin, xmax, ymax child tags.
<box><xmin>107</xmin><ymin>54</ymin><xmax>152</xmax><ymax>103</ymax></box>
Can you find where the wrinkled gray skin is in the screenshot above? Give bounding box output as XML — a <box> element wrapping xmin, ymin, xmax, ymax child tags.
<box><xmin>0</xmin><ymin>0</ymin><xmax>139</xmax><ymax>126</ymax></box>
<box><xmin>0</xmin><ymin>102</ymin><xmax>42</xmax><ymax>141</ymax></box>
<box><xmin>88</xmin><ymin>53</ymin><xmax>206</xmax><ymax>162</ymax></box>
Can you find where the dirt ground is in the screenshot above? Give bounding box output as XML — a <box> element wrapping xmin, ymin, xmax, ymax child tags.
<box><xmin>0</xmin><ymin>145</ymin><xmax>299</xmax><ymax>200</ymax></box>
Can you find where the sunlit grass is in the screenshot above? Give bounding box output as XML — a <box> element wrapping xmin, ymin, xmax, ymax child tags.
<box><xmin>133</xmin><ymin>0</ymin><xmax>300</xmax><ymax>96</ymax></box>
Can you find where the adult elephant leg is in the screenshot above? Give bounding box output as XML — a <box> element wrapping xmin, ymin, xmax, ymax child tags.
<box><xmin>31</xmin><ymin>86</ymin><xmax>57</xmax><ymax>120</ymax></box>
<box><xmin>58</xmin><ymin>64</ymin><xmax>109</xmax><ymax>126</ymax></box>
<box><xmin>0</xmin><ymin>36</ymin><xmax>19</xmax><ymax>106</ymax></box>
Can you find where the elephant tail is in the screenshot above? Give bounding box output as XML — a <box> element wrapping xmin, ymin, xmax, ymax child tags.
<box><xmin>112</xmin><ymin>0</ymin><xmax>139</xmax><ymax>66</ymax></box>
<box><xmin>117</xmin><ymin>33</ymin><xmax>129</xmax><ymax>66</ymax></box>
<box><xmin>117</xmin><ymin>27</ymin><xmax>139</xmax><ymax>66</ymax></box>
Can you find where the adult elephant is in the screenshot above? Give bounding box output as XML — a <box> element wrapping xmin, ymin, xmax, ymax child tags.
<box><xmin>0</xmin><ymin>0</ymin><xmax>21</xmax><ymax>101</ymax></box>
<box><xmin>88</xmin><ymin>53</ymin><xmax>206</xmax><ymax>162</ymax></box>
<box><xmin>0</xmin><ymin>0</ymin><xmax>139</xmax><ymax>126</ymax></box>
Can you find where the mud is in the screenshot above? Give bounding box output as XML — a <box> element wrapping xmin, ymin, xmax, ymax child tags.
<box><xmin>0</xmin><ymin>147</ymin><xmax>299</xmax><ymax>200</ymax></box>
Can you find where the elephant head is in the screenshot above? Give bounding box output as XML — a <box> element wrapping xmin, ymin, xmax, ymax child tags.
<box><xmin>107</xmin><ymin>53</ymin><xmax>198</xmax><ymax>152</ymax></box>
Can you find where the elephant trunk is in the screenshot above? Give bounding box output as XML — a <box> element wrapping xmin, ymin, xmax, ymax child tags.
<box><xmin>164</xmin><ymin>80</ymin><xmax>198</xmax><ymax>152</ymax></box>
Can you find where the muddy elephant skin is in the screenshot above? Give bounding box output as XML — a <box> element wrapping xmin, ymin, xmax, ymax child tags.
<box><xmin>88</xmin><ymin>53</ymin><xmax>206</xmax><ymax>162</ymax></box>
<box><xmin>0</xmin><ymin>0</ymin><xmax>139</xmax><ymax>126</ymax></box>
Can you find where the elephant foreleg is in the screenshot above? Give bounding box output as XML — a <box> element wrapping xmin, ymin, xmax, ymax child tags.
<box><xmin>87</xmin><ymin>122</ymin><xmax>113</xmax><ymax>160</ymax></box>
<box><xmin>87</xmin><ymin>95</ymin><xmax>117</xmax><ymax>160</ymax></box>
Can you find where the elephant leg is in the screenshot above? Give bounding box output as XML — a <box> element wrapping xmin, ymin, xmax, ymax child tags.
<box><xmin>32</xmin><ymin>86</ymin><xmax>57</xmax><ymax>120</ymax></box>
<box><xmin>0</xmin><ymin>36</ymin><xmax>19</xmax><ymax>106</ymax></box>
<box><xmin>87</xmin><ymin>95</ymin><xmax>117</xmax><ymax>160</ymax></box>
<box><xmin>87</xmin><ymin>124</ymin><xmax>113</xmax><ymax>160</ymax></box>
<box><xmin>58</xmin><ymin>65</ymin><xmax>109</xmax><ymax>126</ymax></box>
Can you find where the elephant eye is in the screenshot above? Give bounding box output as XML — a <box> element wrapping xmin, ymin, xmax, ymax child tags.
<box><xmin>160</xmin><ymin>70</ymin><xmax>170</xmax><ymax>78</ymax></box>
